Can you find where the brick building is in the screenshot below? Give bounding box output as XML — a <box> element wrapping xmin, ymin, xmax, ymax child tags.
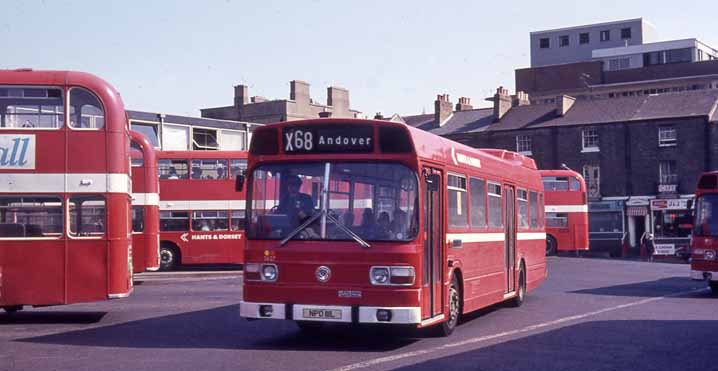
<box><xmin>200</xmin><ymin>80</ymin><xmax>361</xmax><ymax>124</ymax></box>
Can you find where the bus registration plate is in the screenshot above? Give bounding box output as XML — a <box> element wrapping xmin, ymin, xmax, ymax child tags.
<box><xmin>302</xmin><ymin>308</ymin><xmax>342</xmax><ymax>319</ymax></box>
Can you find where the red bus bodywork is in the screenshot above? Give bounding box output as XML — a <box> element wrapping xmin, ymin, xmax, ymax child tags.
<box><xmin>130</xmin><ymin>130</ymin><xmax>160</xmax><ymax>273</ymax></box>
<box><xmin>540</xmin><ymin>169</ymin><xmax>589</xmax><ymax>255</ymax></box>
<box><xmin>240</xmin><ymin>118</ymin><xmax>546</xmax><ymax>335</ymax></box>
<box><xmin>690</xmin><ymin>171</ymin><xmax>718</xmax><ymax>293</ymax></box>
<box><xmin>0</xmin><ymin>70</ymin><xmax>132</xmax><ymax>312</ymax></box>
<box><xmin>157</xmin><ymin>150</ymin><xmax>247</xmax><ymax>269</ymax></box>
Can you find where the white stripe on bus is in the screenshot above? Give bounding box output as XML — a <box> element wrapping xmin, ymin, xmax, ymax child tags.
<box><xmin>131</xmin><ymin>193</ymin><xmax>160</xmax><ymax>206</ymax></box>
<box><xmin>0</xmin><ymin>173</ymin><xmax>131</xmax><ymax>194</ymax></box>
<box><xmin>545</xmin><ymin>205</ymin><xmax>588</xmax><ymax>213</ymax></box>
<box><xmin>159</xmin><ymin>199</ymin><xmax>247</xmax><ymax>211</ymax></box>
<box><xmin>446</xmin><ymin>232</ymin><xmax>546</xmax><ymax>244</ymax></box>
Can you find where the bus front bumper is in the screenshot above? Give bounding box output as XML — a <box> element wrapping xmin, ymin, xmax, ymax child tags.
<box><xmin>240</xmin><ymin>301</ymin><xmax>422</xmax><ymax>324</ymax></box>
<box><xmin>690</xmin><ymin>270</ymin><xmax>718</xmax><ymax>282</ymax></box>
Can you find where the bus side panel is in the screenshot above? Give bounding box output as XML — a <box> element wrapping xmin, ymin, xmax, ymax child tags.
<box><xmin>457</xmin><ymin>240</ymin><xmax>506</xmax><ymax>314</ymax></box>
<box><xmin>521</xmin><ymin>239</ymin><xmax>546</xmax><ymax>293</ymax></box>
<box><xmin>131</xmin><ymin>233</ymin><xmax>148</xmax><ymax>273</ymax></box>
<box><xmin>67</xmin><ymin>132</ymin><xmax>107</xmax><ymax>173</ymax></box>
<box><xmin>66</xmin><ymin>240</ymin><xmax>108</xmax><ymax>303</ymax></box>
<box><xmin>106</xmin><ymin>194</ymin><xmax>132</xmax><ymax>297</ymax></box>
<box><xmin>0</xmin><ymin>242</ymin><xmax>65</xmax><ymax>306</ymax></box>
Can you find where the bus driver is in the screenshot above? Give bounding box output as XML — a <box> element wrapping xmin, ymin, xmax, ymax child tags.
<box><xmin>276</xmin><ymin>175</ymin><xmax>314</xmax><ymax>225</ymax></box>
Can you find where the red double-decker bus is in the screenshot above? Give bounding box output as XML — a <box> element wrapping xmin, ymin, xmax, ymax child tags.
<box><xmin>540</xmin><ymin>169</ymin><xmax>589</xmax><ymax>255</ymax></box>
<box><xmin>239</xmin><ymin>118</ymin><xmax>546</xmax><ymax>336</ymax></box>
<box><xmin>130</xmin><ymin>130</ymin><xmax>160</xmax><ymax>273</ymax></box>
<box><xmin>0</xmin><ymin>69</ymin><xmax>133</xmax><ymax>313</ymax></box>
<box><xmin>690</xmin><ymin>171</ymin><xmax>718</xmax><ymax>294</ymax></box>
<box><xmin>157</xmin><ymin>150</ymin><xmax>247</xmax><ymax>270</ymax></box>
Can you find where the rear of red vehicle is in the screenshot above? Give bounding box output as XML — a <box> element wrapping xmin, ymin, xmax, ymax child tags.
<box><xmin>130</xmin><ymin>130</ymin><xmax>160</xmax><ymax>273</ymax></box>
<box><xmin>540</xmin><ymin>170</ymin><xmax>589</xmax><ymax>255</ymax></box>
<box><xmin>690</xmin><ymin>172</ymin><xmax>718</xmax><ymax>293</ymax></box>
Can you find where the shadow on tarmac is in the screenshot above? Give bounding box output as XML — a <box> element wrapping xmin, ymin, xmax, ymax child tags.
<box><xmin>394</xmin><ymin>320</ymin><xmax>718</xmax><ymax>371</ymax></box>
<box><xmin>569</xmin><ymin>277</ymin><xmax>713</xmax><ymax>298</ymax></box>
<box><xmin>16</xmin><ymin>304</ymin><xmax>419</xmax><ymax>351</ymax></box>
<box><xmin>0</xmin><ymin>311</ymin><xmax>106</xmax><ymax>325</ymax></box>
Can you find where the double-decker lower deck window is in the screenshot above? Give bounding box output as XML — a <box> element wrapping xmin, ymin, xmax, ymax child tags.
<box><xmin>248</xmin><ymin>162</ymin><xmax>418</xmax><ymax>242</ymax></box>
<box><xmin>0</xmin><ymin>196</ymin><xmax>63</xmax><ymax>238</ymax></box>
<box><xmin>192</xmin><ymin>210</ymin><xmax>229</xmax><ymax>231</ymax></box>
<box><xmin>488</xmin><ymin>183</ymin><xmax>502</xmax><ymax>227</ymax></box>
<box><xmin>546</xmin><ymin>212</ymin><xmax>568</xmax><ymax>228</ymax></box>
<box><xmin>160</xmin><ymin>211</ymin><xmax>189</xmax><ymax>231</ymax></box>
<box><xmin>231</xmin><ymin>210</ymin><xmax>246</xmax><ymax>230</ymax></box>
<box><xmin>448</xmin><ymin>174</ymin><xmax>468</xmax><ymax>228</ymax></box>
<box><xmin>517</xmin><ymin>189</ymin><xmax>529</xmax><ymax>228</ymax></box>
<box><xmin>69</xmin><ymin>195</ymin><xmax>106</xmax><ymax>237</ymax></box>
<box><xmin>132</xmin><ymin>206</ymin><xmax>145</xmax><ymax>233</ymax></box>
<box><xmin>230</xmin><ymin>159</ymin><xmax>248</xmax><ymax>178</ymax></box>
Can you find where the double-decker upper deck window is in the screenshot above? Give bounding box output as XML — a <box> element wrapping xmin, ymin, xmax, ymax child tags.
<box><xmin>191</xmin><ymin>159</ymin><xmax>228</xmax><ymax>180</ymax></box>
<box><xmin>517</xmin><ymin>189</ymin><xmax>529</xmax><ymax>228</ymax></box>
<box><xmin>448</xmin><ymin>174</ymin><xmax>468</xmax><ymax>228</ymax></box>
<box><xmin>488</xmin><ymin>183</ymin><xmax>502</xmax><ymax>227</ymax></box>
<box><xmin>158</xmin><ymin>159</ymin><xmax>189</xmax><ymax>180</ymax></box>
<box><xmin>0</xmin><ymin>196</ymin><xmax>63</xmax><ymax>238</ymax></box>
<box><xmin>658</xmin><ymin>126</ymin><xmax>677</xmax><ymax>147</ymax></box>
<box><xmin>0</xmin><ymin>87</ymin><xmax>64</xmax><ymax>129</ymax></box>
<box><xmin>230</xmin><ymin>159</ymin><xmax>248</xmax><ymax>178</ymax></box>
<box><xmin>69</xmin><ymin>88</ymin><xmax>104</xmax><ymax>129</ymax></box>
<box><xmin>69</xmin><ymin>195</ymin><xmax>106</xmax><ymax>237</ymax></box>
<box><xmin>469</xmin><ymin>177</ymin><xmax>487</xmax><ymax>227</ymax></box>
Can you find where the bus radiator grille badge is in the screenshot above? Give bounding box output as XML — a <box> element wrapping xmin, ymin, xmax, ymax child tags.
<box><xmin>315</xmin><ymin>266</ymin><xmax>331</xmax><ymax>283</ymax></box>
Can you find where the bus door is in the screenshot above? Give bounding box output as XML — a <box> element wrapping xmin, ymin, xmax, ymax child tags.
<box><xmin>504</xmin><ymin>186</ymin><xmax>516</xmax><ymax>293</ymax></box>
<box><xmin>422</xmin><ymin>167</ymin><xmax>444</xmax><ymax>319</ymax></box>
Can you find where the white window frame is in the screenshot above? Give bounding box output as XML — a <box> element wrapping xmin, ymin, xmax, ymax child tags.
<box><xmin>659</xmin><ymin>160</ymin><xmax>677</xmax><ymax>184</ymax></box>
<box><xmin>448</xmin><ymin>173</ymin><xmax>468</xmax><ymax>228</ymax></box>
<box><xmin>581</xmin><ymin>128</ymin><xmax>599</xmax><ymax>153</ymax></box>
<box><xmin>658</xmin><ymin>126</ymin><xmax>677</xmax><ymax>147</ymax></box>
<box><xmin>515</xmin><ymin>135</ymin><xmax>532</xmax><ymax>155</ymax></box>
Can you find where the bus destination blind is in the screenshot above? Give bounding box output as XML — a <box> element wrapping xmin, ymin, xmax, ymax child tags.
<box><xmin>282</xmin><ymin>125</ymin><xmax>373</xmax><ymax>154</ymax></box>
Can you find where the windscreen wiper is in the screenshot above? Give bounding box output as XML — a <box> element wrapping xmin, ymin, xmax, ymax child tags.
<box><xmin>326</xmin><ymin>212</ymin><xmax>371</xmax><ymax>249</ymax></box>
<box><xmin>279</xmin><ymin>210</ymin><xmax>324</xmax><ymax>246</ymax></box>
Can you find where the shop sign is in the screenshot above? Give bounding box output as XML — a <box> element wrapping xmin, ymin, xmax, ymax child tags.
<box><xmin>651</xmin><ymin>199</ymin><xmax>689</xmax><ymax>210</ymax></box>
<box><xmin>654</xmin><ymin>243</ymin><xmax>676</xmax><ymax>255</ymax></box>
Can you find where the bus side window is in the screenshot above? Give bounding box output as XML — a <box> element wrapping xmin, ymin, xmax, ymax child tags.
<box><xmin>570</xmin><ymin>177</ymin><xmax>581</xmax><ymax>191</ymax></box>
<box><xmin>69</xmin><ymin>88</ymin><xmax>105</xmax><ymax>129</ymax></box>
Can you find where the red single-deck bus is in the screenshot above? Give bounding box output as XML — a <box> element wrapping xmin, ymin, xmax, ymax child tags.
<box><xmin>0</xmin><ymin>69</ymin><xmax>132</xmax><ymax>313</ymax></box>
<box><xmin>130</xmin><ymin>130</ymin><xmax>160</xmax><ymax>273</ymax></box>
<box><xmin>239</xmin><ymin>118</ymin><xmax>546</xmax><ymax>336</ymax></box>
<box><xmin>540</xmin><ymin>169</ymin><xmax>589</xmax><ymax>255</ymax></box>
<box><xmin>157</xmin><ymin>150</ymin><xmax>247</xmax><ymax>270</ymax></box>
<box><xmin>690</xmin><ymin>171</ymin><xmax>718</xmax><ymax>294</ymax></box>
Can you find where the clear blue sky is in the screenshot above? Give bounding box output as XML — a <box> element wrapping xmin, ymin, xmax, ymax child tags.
<box><xmin>2</xmin><ymin>0</ymin><xmax>717</xmax><ymax>117</ymax></box>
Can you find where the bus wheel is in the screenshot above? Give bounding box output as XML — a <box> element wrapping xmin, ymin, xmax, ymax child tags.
<box><xmin>509</xmin><ymin>263</ymin><xmax>526</xmax><ymax>308</ymax></box>
<box><xmin>159</xmin><ymin>244</ymin><xmax>179</xmax><ymax>271</ymax></box>
<box><xmin>2</xmin><ymin>305</ymin><xmax>22</xmax><ymax>314</ymax></box>
<box><xmin>437</xmin><ymin>274</ymin><xmax>461</xmax><ymax>337</ymax></box>
<box><xmin>546</xmin><ymin>236</ymin><xmax>557</xmax><ymax>256</ymax></box>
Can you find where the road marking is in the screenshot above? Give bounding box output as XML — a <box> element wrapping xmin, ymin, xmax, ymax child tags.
<box><xmin>329</xmin><ymin>287</ymin><xmax>707</xmax><ymax>371</ymax></box>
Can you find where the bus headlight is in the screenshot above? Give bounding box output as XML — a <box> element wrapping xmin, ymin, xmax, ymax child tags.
<box><xmin>261</xmin><ymin>264</ymin><xmax>278</xmax><ymax>281</ymax></box>
<box><xmin>370</xmin><ymin>267</ymin><xmax>390</xmax><ymax>285</ymax></box>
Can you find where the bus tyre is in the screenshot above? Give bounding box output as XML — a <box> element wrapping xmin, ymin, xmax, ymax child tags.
<box><xmin>437</xmin><ymin>274</ymin><xmax>461</xmax><ymax>337</ymax></box>
<box><xmin>509</xmin><ymin>263</ymin><xmax>527</xmax><ymax>308</ymax></box>
<box><xmin>2</xmin><ymin>305</ymin><xmax>22</xmax><ymax>314</ymax></box>
<box><xmin>546</xmin><ymin>236</ymin><xmax>557</xmax><ymax>256</ymax></box>
<box><xmin>159</xmin><ymin>244</ymin><xmax>179</xmax><ymax>271</ymax></box>
<box><xmin>710</xmin><ymin>282</ymin><xmax>718</xmax><ymax>295</ymax></box>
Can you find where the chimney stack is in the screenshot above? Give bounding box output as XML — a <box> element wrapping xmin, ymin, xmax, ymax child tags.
<box><xmin>513</xmin><ymin>91</ymin><xmax>530</xmax><ymax>107</ymax></box>
<box><xmin>434</xmin><ymin>94</ymin><xmax>453</xmax><ymax>127</ymax></box>
<box><xmin>492</xmin><ymin>87</ymin><xmax>512</xmax><ymax>121</ymax></box>
<box><xmin>234</xmin><ymin>84</ymin><xmax>248</xmax><ymax>106</ymax></box>
<box><xmin>318</xmin><ymin>110</ymin><xmax>332</xmax><ymax>118</ymax></box>
<box><xmin>290</xmin><ymin>80</ymin><xmax>310</xmax><ymax>105</ymax></box>
<box><xmin>455</xmin><ymin>97</ymin><xmax>473</xmax><ymax>111</ymax></box>
<box><xmin>555</xmin><ymin>95</ymin><xmax>576</xmax><ymax>116</ymax></box>
<box><xmin>327</xmin><ymin>86</ymin><xmax>349</xmax><ymax>117</ymax></box>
